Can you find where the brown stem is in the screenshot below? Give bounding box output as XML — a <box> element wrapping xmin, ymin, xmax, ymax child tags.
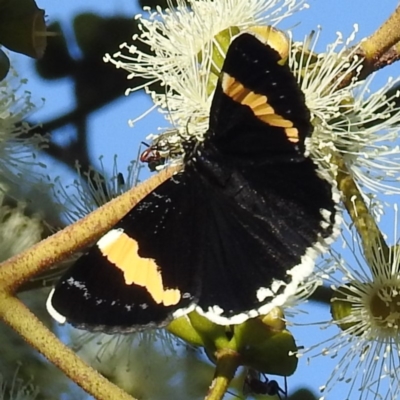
<box><xmin>0</xmin><ymin>292</ymin><xmax>135</xmax><ymax>400</ymax></box>
<box><xmin>361</xmin><ymin>4</ymin><xmax>400</xmax><ymax>64</ymax></box>
<box><xmin>373</xmin><ymin>42</ymin><xmax>400</xmax><ymax>71</ymax></box>
<box><xmin>337</xmin><ymin>5</ymin><xmax>400</xmax><ymax>88</ymax></box>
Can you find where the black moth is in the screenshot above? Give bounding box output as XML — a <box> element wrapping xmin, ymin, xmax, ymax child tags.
<box><xmin>47</xmin><ymin>33</ymin><xmax>337</xmax><ymax>333</ymax></box>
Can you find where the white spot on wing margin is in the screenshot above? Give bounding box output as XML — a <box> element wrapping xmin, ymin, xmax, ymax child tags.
<box><xmin>97</xmin><ymin>228</ymin><xmax>124</xmax><ymax>250</ymax></box>
<box><xmin>46</xmin><ymin>288</ymin><xmax>67</xmax><ymax>324</ymax></box>
<box><xmin>172</xmin><ymin>303</ymin><xmax>196</xmax><ymax>319</ymax></box>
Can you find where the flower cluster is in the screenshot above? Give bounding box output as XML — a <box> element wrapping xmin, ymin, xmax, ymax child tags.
<box><xmin>97</xmin><ymin>1</ymin><xmax>400</xmax><ymax>399</ymax></box>
<box><xmin>53</xmin><ymin>156</ymin><xmax>141</xmax><ymax>224</ymax></box>
<box><xmin>105</xmin><ymin>0</ymin><xmax>308</xmax><ymax>148</ymax></box>
<box><xmin>306</xmin><ymin>205</ymin><xmax>400</xmax><ymax>400</ymax></box>
<box><xmin>289</xmin><ymin>27</ymin><xmax>400</xmax><ymax>196</ymax></box>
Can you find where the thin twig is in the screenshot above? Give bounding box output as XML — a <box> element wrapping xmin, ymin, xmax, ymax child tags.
<box><xmin>0</xmin><ymin>293</ymin><xmax>135</xmax><ymax>400</ymax></box>
<box><xmin>205</xmin><ymin>350</ymin><xmax>240</xmax><ymax>400</ymax></box>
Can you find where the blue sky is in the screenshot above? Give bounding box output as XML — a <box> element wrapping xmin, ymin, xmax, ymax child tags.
<box><xmin>11</xmin><ymin>1</ymin><xmax>400</xmax><ymax>399</ymax></box>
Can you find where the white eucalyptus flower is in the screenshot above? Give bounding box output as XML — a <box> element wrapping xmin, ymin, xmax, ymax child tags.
<box><xmin>105</xmin><ymin>0</ymin><xmax>308</xmax><ymax>141</ymax></box>
<box><xmin>0</xmin><ymin>372</ymin><xmax>39</xmax><ymax>400</ymax></box>
<box><xmin>70</xmin><ymin>327</ymin><xmax>211</xmax><ymax>400</ymax></box>
<box><xmin>0</xmin><ymin>70</ymin><xmax>46</xmax><ymax>184</ymax></box>
<box><xmin>290</xmin><ymin>27</ymin><xmax>400</xmax><ymax>196</ymax></box>
<box><xmin>53</xmin><ymin>156</ymin><xmax>141</xmax><ymax>224</ymax></box>
<box><xmin>0</xmin><ymin>188</ymin><xmax>42</xmax><ymax>261</ymax></box>
<box><xmin>307</xmin><ymin>205</ymin><xmax>400</xmax><ymax>400</ymax></box>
